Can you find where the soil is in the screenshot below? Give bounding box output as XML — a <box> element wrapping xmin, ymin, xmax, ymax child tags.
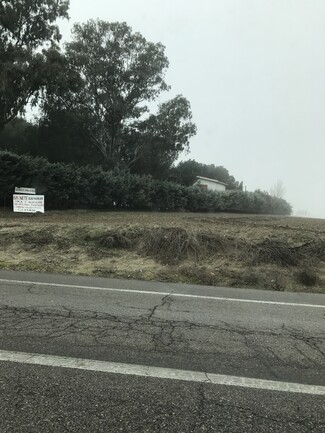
<box><xmin>0</xmin><ymin>209</ymin><xmax>324</xmax><ymax>293</ymax></box>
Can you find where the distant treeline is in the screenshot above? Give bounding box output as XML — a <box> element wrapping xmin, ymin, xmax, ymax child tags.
<box><xmin>0</xmin><ymin>151</ymin><xmax>292</xmax><ymax>215</ymax></box>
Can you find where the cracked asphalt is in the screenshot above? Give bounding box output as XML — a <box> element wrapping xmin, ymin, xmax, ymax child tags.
<box><xmin>0</xmin><ymin>270</ymin><xmax>324</xmax><ymax>432</ymax></box>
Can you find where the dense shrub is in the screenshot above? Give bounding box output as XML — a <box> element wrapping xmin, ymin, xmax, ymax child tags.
<box><xmin>0</xmin><ymin>151</ymin><xmax>292</xmax><ymax>215</ymax></box>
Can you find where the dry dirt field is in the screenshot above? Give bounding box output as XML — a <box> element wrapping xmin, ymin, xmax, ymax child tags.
<box><xmin>0</xmin><ymin>210</ymin><xmax>325</xmax><ymax>293</ymax></box>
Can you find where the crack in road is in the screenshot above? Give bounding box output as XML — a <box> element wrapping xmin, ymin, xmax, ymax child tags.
<box><xmin>0</xmin><ymin>304</ymin><xmax>324</xmax><ymax>379</ymax></box>
<box><xmin>147</xmin><ymin>294</ymin><xmax>172</xmax><ymax>320</ymax></box>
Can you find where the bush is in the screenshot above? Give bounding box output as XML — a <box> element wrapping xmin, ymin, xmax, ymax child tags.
<box><xmin>296</xmin><ymin>267</ymin><xmax>319</xmax><ymax>286</ymax></box>
<box><xmin>0</xmin><ymin>151</ymin><xmax>292</xmax><ymax>215</ymax></box>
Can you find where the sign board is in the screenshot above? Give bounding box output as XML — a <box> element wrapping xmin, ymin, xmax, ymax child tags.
<box><xmin>15</xmin><ymin>187</ymin><xmax>36</xmax><ymax>195</ymax></box>
<box><xmin>13</xmin><ymin>194</ymin><xmax>45</xmax><ymax>213</ymax></box>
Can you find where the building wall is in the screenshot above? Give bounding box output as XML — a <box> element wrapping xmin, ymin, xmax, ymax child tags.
<box><xmin>196</xmin><ymin>179</ymin><xmax>226</xmax><ymax>192</ymax></box>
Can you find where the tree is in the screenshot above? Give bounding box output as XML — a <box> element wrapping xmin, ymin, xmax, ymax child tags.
<box><xmin>0</xmin><ymin>0</ymin><xmax>70</xmax><ymax>127</ymax></box>
<box><xmin>35</xmin><ymin>108</ymin><xmax>102</xmax><ymax>165</ymax></box>
<box><xmin>42</xmin><ymin>20</ymin><xmax>197</xmax><ymax>171</ymax></box>
<box><xmin>171</xmin><ymin>159</ymin><xmax>242</xmax><ymax>190</ymax></box>
<box><xmin>0</xmin><ymin>116</ymin><xmax>39</xmax><ymax>154</ymax></box>
<box><xmin>270</xmin><ymin>179</ymin><xmax>285</xmax><ymax>198</ymax></box>
<box><xmin>124</xmin><ymin>95</ymin><xmax>197</xmax><ymax>177</ymax></box>
<box><xmin>50</xmin><ymin>20</ymin><xmax>171</xmax><ymax>164</ymax></box>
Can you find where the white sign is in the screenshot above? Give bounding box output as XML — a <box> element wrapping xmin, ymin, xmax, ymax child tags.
<box><xmin>13</xmin><ymin>194</ymin><xmax>45</xmax><ymax>213</ymax></box>
<box><xmin>15</xmin><ymin>187</ymin><xmax>36</xmax><ymax>195</ymax></box>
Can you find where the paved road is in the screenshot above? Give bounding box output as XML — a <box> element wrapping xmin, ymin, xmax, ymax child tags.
<box><xmin>0</xmin><ymin>270</ymin><xmax>324</xmax><ymax>432</ymax></box>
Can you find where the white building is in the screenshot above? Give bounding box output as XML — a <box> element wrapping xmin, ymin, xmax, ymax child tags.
<box><xmin>195</xmin><ymin>176</ymin><xmax>227</xmax><ymax>192</ymax></box>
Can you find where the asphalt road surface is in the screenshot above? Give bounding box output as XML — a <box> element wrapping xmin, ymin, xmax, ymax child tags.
<box><xmin>0</xmin><ymin>270</ymin><xmax>324</xmax><ymax>432</ymax></box>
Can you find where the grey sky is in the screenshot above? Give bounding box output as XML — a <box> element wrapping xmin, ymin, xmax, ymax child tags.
<box><xmin>60</xmin><ymin>0</ymin><xmax>325</xmax><ymax>218</ymax></box>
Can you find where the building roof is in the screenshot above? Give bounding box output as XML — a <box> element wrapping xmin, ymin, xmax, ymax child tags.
<box><xmin>196</xmin><ymin>176</ymin><xmax>227</xmax><ymax>186</ymax></box>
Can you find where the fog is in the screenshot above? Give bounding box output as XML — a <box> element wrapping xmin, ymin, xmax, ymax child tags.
<box><xmin>60</xmin><ymin>0</ymin><xmax>325</xmax><ymax>218</ymax></box>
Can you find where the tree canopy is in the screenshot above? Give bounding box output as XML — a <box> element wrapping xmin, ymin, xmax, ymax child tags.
<box><xmin>52</xmin><ymin>20</ymin><xmax>170</xmax><ymax>162</ymax></box>
<box><xmin>121</xmin><ymin>95</ymin><xmax>197</xmax><ymax>177</ymax></box>
<box><xmin>0</xmin><ymin>7</ymin><xmax>243</xmax><ymax>190</ymax></box>
<box><xmin>171</xmin><ymin>159</ymin><xmax>243</xmax><ymax>190</ymax></box>
<box><xmin>38</xmin><ymin>19</ymin><xmax>197</xmax><ymax>172</ymax></box>
<box><xmin>0</xmin><ymin>0</ymin><xmax>70</xmax><ymax>127</ymax></box>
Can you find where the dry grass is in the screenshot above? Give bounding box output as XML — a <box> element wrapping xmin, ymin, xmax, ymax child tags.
<box><xmin>0</xmin><ymin>209</ymin><xmax>324</xmax><ymax>293</ymax></box>
<box><xmin>140</xmin><ymin>227</ymin><xmax>227</xmax><ymax>264</ymax></box>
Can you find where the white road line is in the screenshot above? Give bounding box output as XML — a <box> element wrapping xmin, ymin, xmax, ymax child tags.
<box><xmin>0</xmin><ymin>349</ymin><xmax>324</xmax><ymax>395</ymax></box>
<box><xmin>0</xmin><ymin>278</ymin><xmax>324</xmax><ymax>308</ymax></box>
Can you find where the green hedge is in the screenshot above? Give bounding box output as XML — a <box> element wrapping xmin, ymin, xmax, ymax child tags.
<box><xmin>0</xmin><ymin>151</ymin><xmax>292</xmax><ymax>215</ymax></box>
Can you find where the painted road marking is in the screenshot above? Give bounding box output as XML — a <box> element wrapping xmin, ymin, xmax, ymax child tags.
<box><xmin>0</xmin><ymin>278</ymin><xmax>324</xmax><ymax>309</ymax></box>
<box><xmin>0</xmin><ymin>350</ymin><xmax>324</xmax><ymax>395</ymax></box>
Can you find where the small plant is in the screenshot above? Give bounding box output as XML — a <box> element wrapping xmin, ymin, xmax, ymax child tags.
<box><xmin>269</xmin><ymin>274</ymin><xmax>285</xmax><ymax>291</ymax></box>
<box><xmin>296</xmin><ymin>267</ymin><xmax>318</xmax><ymax>287</ymax></box>
<box><xmin>97</xmin><ymin>232</ymin><xmax>132</xmax><ymax>249</ymax></box>
<box><xmin>20</xmin><ymin>229</ymin><xmax>54</xmax><ymax>247</ymax></box>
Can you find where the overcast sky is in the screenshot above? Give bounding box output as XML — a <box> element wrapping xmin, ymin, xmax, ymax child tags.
<box><xmin>59</xmin><ymin>0</ymin><xmax>325</xmax><ymax>218</ymax></box>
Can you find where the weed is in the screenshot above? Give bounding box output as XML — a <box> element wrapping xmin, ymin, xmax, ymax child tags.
<box><xmin>238</xmin><ymin>269</ymin><xmax>261</xmax><ymax>286</ymax></box>
<box><xmin>19</xmin><ymin>229</ymin><xmax>55</xmax><ymax>247</ymax></box>
<box><xmin>268</xmin><ymin>274</ymin><xmax>286</xmax><ymax>291</ymax></box>
<box><xmin>178</xmin><ymin>265</ymin><xmax>220</xmax><ymax>286</ymax></box>
<box><xmin>96</xmin><ymin>232</ymin><xmax>132</xmax><ymax>249</ymax></box>
<box><xmin>296</xmin><ymin>267</ymin><xmax>319</xmax><ymax>287</ymax></box>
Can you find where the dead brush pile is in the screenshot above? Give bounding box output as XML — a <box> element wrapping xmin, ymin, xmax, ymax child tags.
<box><xmin>140</xmin><ymin>227</ymin><xmax>228</xmax><ymax>264</ymax></box>
<box><xmin>298</xmin><ymin>239</ymin><xmax>325</xmax><ymax>261</ymax></box>
<box><xmin>245</xmin><ymin>238</ymin><xmax>325</xmax><ymax>267</ymax></box>
<box><xmin>245</xmin><ymin>239</ymin><xmax>301</xmax><ymax>267</ymax></box>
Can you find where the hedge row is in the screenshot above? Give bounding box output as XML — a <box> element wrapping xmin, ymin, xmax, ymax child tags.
<box><xmin>0</xmin><ymin>151</ymin><xmax>292</xmax><ymax>214</ymax></box>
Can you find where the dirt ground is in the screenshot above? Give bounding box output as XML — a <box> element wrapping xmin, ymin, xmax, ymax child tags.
<box><xmin>0</xmin><ymin>209</ymin><xmax>325</xmax><ymax>293</ymax></box>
